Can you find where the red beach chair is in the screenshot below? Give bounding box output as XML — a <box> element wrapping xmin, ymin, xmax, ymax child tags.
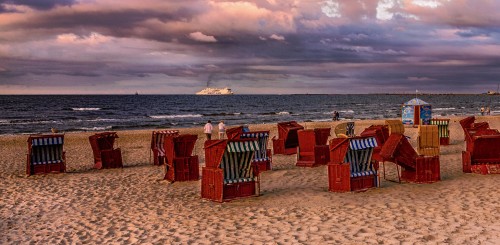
<box><xmin>201</xmin><ymin>138</ymin><xmax>261</xmax><ymax>202</ymax></box>
<box><xmin>462</xmin><ymin>134</ymin><xmax>500</xmax><ymax>174</ymax></box>
<box><xmin>89</xmin><ymin>132</ymin><xmax>123</xmax><ymax>169</ymax></box>
<box><xmin>239</xmin><ymin>131</ymin><xmax>272</xmax><ymax>173</ymax></box>
<box><xmin>163</xmin><ymin>134</ymin><xmax>199</xmax><ymax>182</ymax></box>
<box><xmin>360</xmin><ymin>125</ymin><xmax>389</xmax><ymax>162</ymax></box>
<box><xmin>150</xmin><ymin>130</ymin><xmax>179</xmax><ymax>165</ymax></box>
<box><xmin>459</xmin><ymin>116</ymin><xmax>489</xmax><ymax>141</ymax></box>
<box><xmin>328</xmin><ymin>136</ymin><xmax>379</xmax><ymax>192</ymax></box>
<box><xmin>26</xmin><ymin>134</ymin><xmax>66</xmax><ymax>176</ymax></box>
<box><xmin>380</xmin><ymin>134</ymin><xmax>440</xmax><ymax>183</ymax></box>
<box><xmin>296</xmin><ymin>128</ymin><xmax>331</xmax><ymax>167</ymax></box>
<box><xmin>226</xmin><ymin>126</ymin><xmax>244</xmax><ymax>140</ymax></box>
<box><xmin>272</xmin><ymin>121</ymin><xmax>304</xmax><ymax>155</ymax></box>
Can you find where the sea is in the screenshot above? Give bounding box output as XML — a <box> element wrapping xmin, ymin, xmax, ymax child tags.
<box><xmin>0</xmin><ymin>94</ymin><xmax>498</xmax><ymax>135</ymax></box>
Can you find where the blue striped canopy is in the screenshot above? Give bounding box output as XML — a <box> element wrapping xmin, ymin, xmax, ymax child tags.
<box><xmin>227</xmin><ymin>141</ymin><xmax>260</xmax><ymax>152</ymax></box>
<box><xmin>349</xmin><ymin>137</ymin><xmax>377</xmax><ymax>150</ymax></box>
<box><xmin>32</xmin><ymin>137</ymin><xmax>64</xmax><ymax>146</ymax></box>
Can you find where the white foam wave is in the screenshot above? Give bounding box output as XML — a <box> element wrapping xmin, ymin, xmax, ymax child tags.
<box><xmin>72</xmin><ymin>108</ymin><xmax>101</xmax><ymax>111</ymax></box>
<box><xmin>0</xmin><ymin>119</ymin><xmax>10</xmax><ymax>124</ymax></box>
<box><xmin>311</xmin><ymin>119</ymin><xmax>332</xmax><ymax>122</ymax></box>
<box><xmin>433</xmin><ymin>107</ymin><xmax>456</xmax><ymax>111</ymax></box>
<box><xmin>78</xmin><ymin>126</ymin><xmax>113</xmax><ymax>131</ymax></box>
<box><xmin>276</xmin><ymin>111</ymin><xmax>290</xmax><ymax>115</ymax></box>
<box><xmin>339</xmin><ymin>110</ymin><xmax>354</xmax><ymax>113</ymax></box>
<box><xmin>149</xmin><ymin>114</ymin><xmax>202</xmax><ymax>119</ymax></box>
<box><xmin>86</xmin><ymin>118</ymin><xmax>119</xmax><ymax>122</ymax></box>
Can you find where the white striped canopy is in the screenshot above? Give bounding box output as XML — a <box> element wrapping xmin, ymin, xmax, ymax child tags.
<box><xmin>226</xmin><ymin>141</ymin><xmax>260</xmax><ymax>153</ymax></box>
<box><xmin>31</xmin><ymin>145</ymin><xmax>64</xmax><ymax>165</ymax></box>
<box><xmin>240</xmin><ymin>132</ymin><xmax>269</xmax><ymax>160</ymax></box>
<box><xmin>349</xmin><ymin>137</ymin><xmax>378</xmax><ymax>150</ymax></box>
<box><xmin>31</xmin><ymin>137</ymin><xmax>64</xmax><ymax>146</ymax></box>
<box><xmin>152</xmin><ymin>130</ymin><xmax>179</xmax><ymax>156</ymax></box>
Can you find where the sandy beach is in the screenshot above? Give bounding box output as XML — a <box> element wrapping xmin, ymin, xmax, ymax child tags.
<box><xmin>1</xmin><ymin>116</ymin><xmax>499</xmax><ymax>244</ymax></box>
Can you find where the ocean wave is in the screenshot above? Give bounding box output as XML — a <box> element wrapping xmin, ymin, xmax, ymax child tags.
<box><xmin>433</xmin><ymin>107</ymin><xmax>456</xmax><ymax>111</ymax></box>
<box><xmin>72</xmin><ymin>107</ymin><xmax>102</xmax><ymax>111</ymax></box>
<box><xmin>0</xmin><ymin>119</ymin><xmax>10</xmax><ymax>124</ymax></box>
<box><xmin>311</xmin><ymin>118</ymin><xmax>332</xmax><ymax>122</ymax></box>
<box><xmin>9</xmin><ymin>120</ymin><xmax>62</xmax><ymax>125</ymax></box>
<box><xmin>276</xmin><ymin>111</ymin><xmax>290</xmax><ymax>115</ymax></box>
<box><xmin>339</xmin><ymin>110</ymin><xmax>354</xmax><ymax>113</ymax></box>
<box><xmin>86</xmin><ymin>118</ymin><xmax>120</xmax><ymax>122</ymax></box>
<box><xmin>77</xmin><ymin>126</ymin><xmax>113</xmax><ymax>131</ymax></box>
<box><xmin>149</xmin><ymin>114</ymin><xmax>202</xmax><ymax>119</ymax></box>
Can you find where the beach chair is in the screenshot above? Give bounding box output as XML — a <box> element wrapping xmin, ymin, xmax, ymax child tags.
<box><xmin>226</xmin><ymin>126</ymin><xmax>244</xmax><ymax>140</ymax></box>
<box><xmin>272</xmin><ymin>121</ymin><xmax>304</xmax><ymax>155</ymax></box>
<box><xmin>430</xmin><ymin>119</ymin><xmax>450</xmax><ymax>145</ymax></box>
<box><xmin>328</xmin><ymin>136</ymin><xmax>379</xmax><ymax>192</ymax></box>
<box><xmin>89</xmin><ymin>132</ymin><xmax>123</xmax><ymax>169</ymax></box>
<box><xmin>459</xmin><ymin>116</ymin><xmax>489</xmax><ymax>140</ymax></box>
<box><xmin>239</xmin><ymin>131</ymin><xmax>272</xmax><ymax>173</ymax></box>
<box><xmin>417</xmin><ymin>125</ymin><xmax>440</xmax><ymax>156</ymax></box>
<box><xmin>462</xmin><ymin>135</ymin><xmax>500</xmax><ymax>174</ymax></box>
<box><xmin>26</xmin><ymin>134</ymin><xmax>66</xmax><ymax>176</ymax></box>
<box><xmin>360</xmin><ymin>125</ymin><xmax>390</xmax><ymax>162</ymax></box>
<box><xmin>385</xmin><ymin>120</ymin><xmax>405</xmax><ymax>135</ymax></box>
<box><xmin>201</xmin><ymin>138</ymin><xmax>261</xmax><ymax>202</ymax></box>
<box><xmin>334</xmin><ymin>122</ymin><xmax>355</xmax><ymax>137</ymax></box>
<box><xmin>163</xmin><ymin>134</ymin><xmax>199</xmax><ymax>182</ymax></box>
<box><xmin>150</xmin><ymin>130</ymin><xmax>179</xmax><ymax>165</ymax></box>
<box><xmin>296</xmin><ymin>128</ymin><xmax>331</xmax><ymax>167</ymax></box>
<box><xmin>464</xmin><ymin>128</ymin><xmax>500</xmax><ymax>153</ymax></box>
<box><xmin>380</xmin><ymin>134</ymin><xmax>440</xmax><ymax>183</ymax></box>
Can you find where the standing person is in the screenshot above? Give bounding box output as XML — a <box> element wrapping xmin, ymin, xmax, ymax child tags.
<box><xmin>218</xmin><ymin>120</ymin><xmax>226</xmax><ymax>139</ymax></box>
<box><xmin>335</xmin><ymin>111</ymin><xmax>340</xmax><ymax>121</ymax></box>
<box><xmin>480</xmin><ymin>107</ymin><xmax>485</xmax><ymax>116</ymax></box>
<box><xmin>486</xmin><ymin>107</ymin><xmax>491</xmax><ymax>115</ymax></box>
<box><xmin>333</xmin><ymin>111</ymin><xmax>337</xmax><ymax>121</ymax></box>
<box><xmin>204</xmin><ymin>120</ymin><xmax>213</xmax><ymax>140</ymax></box>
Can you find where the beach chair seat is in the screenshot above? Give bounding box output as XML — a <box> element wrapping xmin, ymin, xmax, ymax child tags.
<box><xmin>417</xmin><ymin>125</ymin><xmax>440</xmax><ymax>156</ymax></box>
<box><xmin>240</xmin><ymin>131</ymin><xmax>272</xmax><ymax>173</ymax></box>
<box><xmin>89</xmin><ymin>132</ymin><xmax>123</xmax><ymax>169</ymax></box>
<box><xmin>430</xmin><ymin>119</ymin><xmax>450</xmax><ymax>145</ymax></box>
<box><xmin>459</xmin><ymin>116</ymin><xmax>490</xmax><ymax>141</ymax></box>
<box><xmin>163</xmin><ymin>134</ymin><xmax>199</xmax><ymax>182</ymax></box>
<box><xmin>385</xmin><ymin>120</ymin><xmax>405</xmax><ymax>135</ymax></box>
<box><xmin>328</xmin><ymin>136</ymin><xmax>379</xmax><ymax>192</ymax></box>
<box><xmin>380</xmin><ymin>134</ymin><xmax>440</xmax><ymax>183</ymax></box>
<box><xmin>150</xmin><ymin>130</ymin><xmax>179</xmax><ymax>165</ymax></box>
<box><xmin>296</xmin><ymin>128</ymin><xmax>331</xmax><ymax>167</ymax></box>
<box><xmin>462</xmin><ymin>135</ymin><xmax>500</xmax><ymax>174</ymax></box>
<box><xmin>360</xmin><ymin>125</ymin><xmax>390</xmax><ymax>162</ymax></box>
<box><xmin>272</xmin><ymin>121</ymin><xmax>304</xmax><ymax>155</ymax></box>
<box><xmin>202</xmin><ymin>139</ymin><xmax>261</xmax><ymax>202</ymax></box>
<box><xmin>334</xmin><ymin>122</ymin><xmax>355</xmax><ymax>137</ymax></box>
<box><xmin>26</xmin><ymin>134</ymin><xmax>66</xmax><ymax>175</ymax></box>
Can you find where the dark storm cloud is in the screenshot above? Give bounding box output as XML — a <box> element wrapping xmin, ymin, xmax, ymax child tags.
<box><xmin>0</xmin><ymin>0</ymin><xmax>75</xmax><ymax>11</ymax></box>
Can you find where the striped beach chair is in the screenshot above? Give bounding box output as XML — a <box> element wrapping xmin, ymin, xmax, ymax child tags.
<box><xmin>380</xmin><ymin>134</ymin><xmax>440</xmax><ymax>183</ymax></box>
<box><xmin>296</xmin><ymin>128</ymin><xmax>331</xmax><ymax>167</ymax></box>
<box><xmin>89</xmin><ymin>132</ymin><xmax>123</xmax><ymax>169</ymax></box>
<box><xmin>417</xmin><ymin>125</ymin><xmax>440</xmax><ymax>156</ymax></box>
<box><xmin>360</xmin><ymin>125</ymin><xmax>390</xmax><ymax>162</ymax></box>
<box><xmin>202</xmin><ymin>138</ymin><xmax>261</xmax><ymax>202</ymax></box>
<box><xmin>150</xmin><ymin>130</ymin><xmax>179</xmax><ymax>165</ymax></box>
<box><xmin>26</xmin><ymin>134</ymin><xmax>66</xmax><ymax>176</ymax></box>
<box><xmin>272</xmin><ymin>121</ymin><xmax>304</xmax><ymax>155</ymax></box>
<box><xmin>163</xmin><ymin>134</ymin><xmax>199</xmax><ymax>182</ymax></box>
<box><xmin>430</xmin><ymin>119</ymin><xmax>450</xmax><ymax>145</ymax></box>
<box><xmin>328</xmin><ymin>136</ymin><xmax>379</xmax><ymax>192</ymax></box>
<box><xmin>239</xmin><ymin>131</ymin><xmax>272</xmax><ymax>173</ymax></box>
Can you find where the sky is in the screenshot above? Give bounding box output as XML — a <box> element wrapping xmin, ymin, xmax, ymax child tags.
<box><xmin>0</xmin><ymin>0</ymin><xmax>500</xmax><ymax>94</ymax></box>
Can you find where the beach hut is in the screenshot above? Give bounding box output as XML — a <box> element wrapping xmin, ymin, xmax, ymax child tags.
<box><xmin>272</xmin><ymin>121</ymin><xmax>304</xmax><ymax>155</ymax></box>
<box><xmin>296</xmin><ymin>128</ymin><xmax>331</xmax><ymax>167</ymax></box>
<box><xmin>401</xmin><ymin>98</ymin><xmax>432</xmax><ymax>126</ymax></box>
<box><xmin>201</xmin><ymin>138</ymin><xmax>261</xmax><ymax>202</ymax></box>
<box><xmin>150</xmin><ymin>130</ymin><xmax>179</xmax><ymax>165</ymax></box>
<box><xmin>89</xmin><ymin>132</ymin><xmax>123</xmax><ymax>169</ymax></box>
<box><xmin>26</xmin><ymin>134</ymin><xmax>66</xmax><ymax>176</ymax></box>
<box><xmin>380</xmin><ymin>134</ymin><xmax>440</xmax><ymax>183</ymax></box>
<box><xmin>328</xmin><ymin>136</ymin><xmax>379</xmax><ymax>192</ymax></box>
<box><xmin>163</xmin><ymin>134</ymin><xmax>199</xmax><ymax>182</ymax></box>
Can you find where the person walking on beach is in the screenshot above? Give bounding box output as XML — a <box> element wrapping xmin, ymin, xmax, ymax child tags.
<box><xmin>333</xmin><ymin>111</ymin><xmax>337</xmax><ymax>121</ymax></box>
<box><xmin>335</xmin><ymin>111</ymin><xmax>340</xmax><ymax>121</ymax></box>
<box><xmin>218</xmin><ymin>120</ymin><xmax>226</xmax><ymax>139</ymax></box>
<box><xmin>204</xmin><ymin>120</ymin><xmax>213</xmax><ymax>140</ymax></box>
<box><xmin>480</xmin><ymin>107</ymin><xmax>485</xmax><ymax>116</ymax></box>
<box><xmin>486</xmin><ymin>107</ymin><xmax>491</xmax><ymax>115</ymax></box>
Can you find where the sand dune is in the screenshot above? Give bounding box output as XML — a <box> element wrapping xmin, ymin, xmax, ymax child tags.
<box><xmin>1</xmin><ymin>116</ymin><xmax>499</xmax><ymax>244</ymax></box>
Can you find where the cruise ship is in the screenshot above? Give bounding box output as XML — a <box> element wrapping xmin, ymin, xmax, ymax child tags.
<box><xmin>195</xmin><ymin>87</ymin><xmax>234</xmax><ymax>95</ymax></box>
